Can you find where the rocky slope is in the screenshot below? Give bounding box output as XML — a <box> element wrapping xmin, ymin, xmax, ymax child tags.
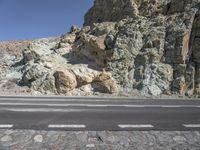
<box><xmin>0</xmin><ymin>41</ymin><xmax>31</xmax><ymax>95</ymax></box>
<box><xmin>1</xmin><ymin>0</ymin><xmax>200</xmax><ymax>97</ymax></box>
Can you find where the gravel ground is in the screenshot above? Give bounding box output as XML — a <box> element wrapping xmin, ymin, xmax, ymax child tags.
<box><xmin>0</xmin><ymin>130</ymin><xmax>199</xmax><ymax>150</ymax></box>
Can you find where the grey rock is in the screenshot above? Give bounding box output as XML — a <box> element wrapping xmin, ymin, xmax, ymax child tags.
<box><xmin>3</xmin><ymin>0</ymin><xmax>200</xmax><ymax>97</ymax></box>
<box><xmin>84</xmin><ymin>0</ymin><xmax>139</xmax><ymax>26</ymax></box>
<box><xmin>33</xmin><ymin>135</ymin><xmax>43</xmax><ymax>143</ymax></box>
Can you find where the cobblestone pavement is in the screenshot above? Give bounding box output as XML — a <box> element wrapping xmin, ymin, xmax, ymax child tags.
<box><xmin>0</xmin><ymin>130</ymin><xmax>199</xmax><ymax>150</ymax></box>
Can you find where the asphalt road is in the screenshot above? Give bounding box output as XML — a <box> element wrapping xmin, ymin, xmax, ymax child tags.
<box><xmin>0</xmin><ymin>96</ymin><xmax>199</xmax><ymax>131</ymax></box>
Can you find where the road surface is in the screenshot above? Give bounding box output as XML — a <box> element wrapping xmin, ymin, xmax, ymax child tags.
<box><xmin>0</xmin><ymin>96</ymin><xmax>199</xmax><ymax>131</ymax></box>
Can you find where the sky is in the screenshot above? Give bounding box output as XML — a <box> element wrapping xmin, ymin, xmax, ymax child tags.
<box><xmin>0</xmin><ymin>0</ymin><xmax>93</xmax><ymax>40</ymax></box>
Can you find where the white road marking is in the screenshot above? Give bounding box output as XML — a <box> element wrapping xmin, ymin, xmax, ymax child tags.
<box><xmin>123</xmin><ymin>105</ymin><xmax>145</xmax><ymax>108</ymax></box>
<box><xmin>183</xmin><ymin>124</ymin><xmax>200</xmax><ymax>128</ymax></box>
<box><xmin>0</xmin><ymin>97</ymin><xmax>138</xmax><ymax>102</ymax></box>
<box><xmin>125</xmin><ymin>105</ymin><xmax>200</xmax><ymax>108</ymax></box>
<box><xmin>0</xmin><ymin>102</ymin><xmax>199</xmax><ymax>108</ymax></box>
<box><xmin>160</xmin><ymin>105</ymin><xmax>181</xmax><ymax>108</ymax></box>
<box><xmin>0</xmin><ymin>108</ymin><xmax>83</xmax><ymax>112</ymax></box>
<box><xmin>86</xmin><ymin>105</ymin><xmax>108</xmax><ymax>107</ymax></box>
<box><xmin>118</xmin><ymin>124</ymin><xmax>154</xmax><ymax>128</ymax></box>
<box><xmin>0</xmin><ymin>124</ymin><xmax>13</xmax><ymax>128</ymax></box>
<box><xmin>48</xmin><ymin>124</ymin><xmax>86</xmax><ymax>128</ymax></box>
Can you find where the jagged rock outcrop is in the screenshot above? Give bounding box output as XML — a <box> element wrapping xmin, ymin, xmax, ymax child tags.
<box><xmin>18</xmin><ymin>36</ymin><xmax>118</xmax><ymax>95</ymax></box>
<box><xmin>3</xmin><ymin>0</ymin><xmax>199</xmax><ymax>97</ymax></box>
<box><xmin>81</xmin><ymin>0</ymin><xmax>200</xmax><ymax>96</ymax></box>
<box><xmin>84</xmin><ymin>0</ymin><xmax>172</xmax><ymax>26</ymax></box>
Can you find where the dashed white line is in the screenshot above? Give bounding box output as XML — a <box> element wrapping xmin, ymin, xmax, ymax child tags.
<box><xmin>86</xmin><ymin>105</ymin><xmax>108</xmax><ymax>107</ymax></box>
<box><xmin>118</xmin><ymin>124</ymin><xmax>154</xmax><ymax>128</ymax></box>
<box><xmin>160</xmin><ymin>105</ymin><xmax>181</xmax><ymax>108</ymax></box>
<box><xmin>183</xmin><ymin>124</ymin><xmax>200</xmax><ymax>128</ymax></box>
<box><xmin>123</xmin><ymin>105</ymin><xmax>145</xmax><ymax>108</ymax></box>
<box><xmin>0</xmin><ymin>124</ymin><xmax>13</xmax><ymax>128</ymax></box>
<box><xmin>48</xmin><ymin>124</ymin><xmax>86</xmax><ymax>128</ymax></box>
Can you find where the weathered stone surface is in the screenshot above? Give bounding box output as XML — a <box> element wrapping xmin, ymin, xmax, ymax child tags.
<box><xmin>74</xmin><ymin>33</ymin><xmax>107</xmax><ymax>67</ymax></box>
<box><xmin>71</xmin><ymin>67</ymin><xmax>99</xmax><ymax>86</ymax></box>
<box><xmin>21</xmin><ymin>63</ymin><xmax>49</xmax><ymax>86</ymax></box>
<box><xmin>164</xmin><ymin>10</ymin><xmax>196</xmax><ymax>64</ymax></box>
<box><xmin>185</xmin><ymin>65</ymin><xmax>196</xmax><ymax>96</ymax></box>
<box><xmin>84</xmin><ymin>0</ymin><xmax>139</xmax><ymax>26</ymax></box>
<box><xmin>94</xmin><ymin>72</ymin><xmax>119</xmax><ymax>94</ymax></box>
<box><xmin>172</xmin><ymin>76</ymin><xmax>186</xmax><ymax>95</ymax></box>
<box><xmin>17</xmin><ymin>37</ymin><xmax>118</xmax><ymax>95</ymax></box>
<box><xmin>167</xmin><ymin>0</ymin><xmax>200</xmax><ymax>14</ymax></box>
<box><xmin>138</xmin><ymin>63</ymin><xmax>173</xmax><ymax>96</ymax></box>
<box><xmin>0</xmin><ymin>130</ymin><xmax>200</xmax><ymax>150</ymax></box>
<box><xmin>70</xmin><ymin>67</ymin><xmax>118</xmax><ymax>94</ymax></box>
<box><xmin>54</xmin><ymin>70</ymin><xmax>77</xmax><ymax>94</ymax></box>
<box><xmin>89</xmin><ymin>35</ymin><xmax>106</xmax><ymax>51</ymax></box>
<box><xmin>33</xmin><ymin>135</ymin><xmax>43</xmax><ymax>143</ymax></box>
<box><xmin>195</xmin><ymin>64</ymin><xmax>200</xmax><ymax>94</ymax></box>
<box><xmin>22</xmin><ymin>49</ymin><xmax>40</xmax><ymax>64</ymax></box>
<box><xmin>192</xmin><ymin>38</ymin><xmax>200</xmax><ymax>63</ymax></box>
<box><xmin>84</xmin><ymin>0</ymin><xmax>172</xmax><ymax>26</ymax></box>
<box><xmin>2</xmin><ymin>0</ymin><xmax>200</xmax><ymax>97</ymax></box>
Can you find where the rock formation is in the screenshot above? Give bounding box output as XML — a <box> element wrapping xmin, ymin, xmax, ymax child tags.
<box><xmin>82</xmin><ymin>0</ymin><xmax>200</xmax><ymax>96</ymax></box>
<box><xmin>18</xmin><ymin>36</ymin><xmax>118</xmax><ymax>95</ymax></box>
<box><xmin>1</xmin><ymin>0</ymin><xmax>200</xmax><ymax>97</ymax></box>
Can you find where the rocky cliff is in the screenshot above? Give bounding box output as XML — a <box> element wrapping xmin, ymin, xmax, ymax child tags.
<box><xmin>83</xmin><ymin>0</ymin><xmax>200</xmax><ymax>96</ymax></box>
<box><xmin>1</xmin><ymin>0</ymin><xmax>200</xmax><ymax>97</ymax></box>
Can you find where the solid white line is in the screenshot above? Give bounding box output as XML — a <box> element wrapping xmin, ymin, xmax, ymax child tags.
<box><xmin>0</xmin><ymin>97</ymin><xmax>139</xmax><ymax>102</ymax></box>
<box><xmin>0</xmin><ymin>124</ymin><xmax>13</xmax><ymax>128</ymax></box>
<box><xmin>183</xmin><ymin>124</ymin><xmax>200</xmax><ymax>128</ymax></box>
<box><xmin>48</xmin><ymin>124</ymin><xmax>86</xmax><ymax>128</ymax></box>
<box><xmin>0</xmin><ymin>108</ymin><xmax>83</xmax><ymax>112</ymax></box>
<box><xmin>0</xmin><ymin>103</ymin><xmax>199</xmax><ymax>108</ymax></box>
<box><xmin>118</xmin><ymin>124</ymin><xmax>154</xmax><ymax>128</ymax></box>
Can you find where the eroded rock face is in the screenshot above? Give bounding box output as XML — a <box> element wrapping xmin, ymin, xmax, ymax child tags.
<box><xmin>11</xmin><ymin>0</ymin><xmax>200</xmax><ymax>97</ymax></box>
<box><xmin>18</xmin><ymin>36</ymin><xmax>118</xmax><ymax>95</ymax></box>
<box><xmin>84</xmin><ymin>0</ymin><xmax>172</xmax><ymax>26</ymax></box>
<box><xmin>81</xmin><ymin>0</ymin><xmax>200</xmax><ymax>96</ymax></box>
<box><xmin>84</xmin><ymin>0</ymin><xmax>138</xmax><ymax>26</ymax></box>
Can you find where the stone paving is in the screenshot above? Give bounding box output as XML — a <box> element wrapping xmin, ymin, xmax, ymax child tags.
<box><xmin>0</xmin><ymin>130</ymin><xmax>199</xmax><ymax>150</ymax></box>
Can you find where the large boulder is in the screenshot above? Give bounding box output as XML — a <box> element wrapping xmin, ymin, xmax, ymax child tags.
<box><xmin>93</xmin><ymin>71</ymin><xmax>119</xmax><ymax>94</ymax></box>
<box><xmin>70</xmin><ymin>66</ymin><xmax>118</xmax><ymax>94</ymax></box>
<box><xmin>54</xmin><ymin>70</ymin><xmax>77</xmax><ymax>94</ymax></box>
<box><xmin>70</xmin><ymin>66</ymin><xmax>100</xmax><ymax>85</ymax></box>
<box><xmin>20</xmin><ymin>63</ymin><xmax>57</xmax><ymax>94</ymax></box>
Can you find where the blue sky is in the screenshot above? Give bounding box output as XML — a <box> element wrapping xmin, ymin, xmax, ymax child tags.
<box><xmin>0</xmin><ymin>0</ymin><xmax>93</xmax><ymax>40</ymax></box>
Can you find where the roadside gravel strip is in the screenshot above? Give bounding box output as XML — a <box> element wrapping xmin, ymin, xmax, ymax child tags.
<box><xmin>0</xmin><ymin>130</ymin><xmax>199</xmax><ymax>150</ymax></box>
